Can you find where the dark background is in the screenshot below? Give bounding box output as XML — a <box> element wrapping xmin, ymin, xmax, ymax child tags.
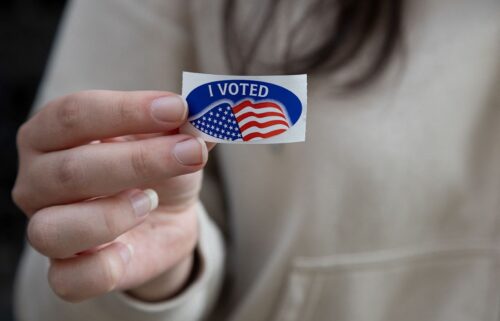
<box><xmin>0</xmin><ymin>1</ymin><xmax>67</xmax><ymax>319</ymax></box>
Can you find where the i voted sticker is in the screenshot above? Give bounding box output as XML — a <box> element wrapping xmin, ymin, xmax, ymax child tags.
<box><xmin>181</xmin><ymin>72</ymin><xmax>307</xmax><ymax>144</ymax></box>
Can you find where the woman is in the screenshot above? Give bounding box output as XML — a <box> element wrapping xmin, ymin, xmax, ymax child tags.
<box><xmin>13</xmin><ymin>0</ymin><xmax>500</xmax><ymax>320</ymax></box>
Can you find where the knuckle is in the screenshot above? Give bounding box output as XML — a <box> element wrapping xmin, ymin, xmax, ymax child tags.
<box><xmin>48</xmin><ymin>264</ymin><xmax>78</xmax><ymax>302</ymax></box>
<box><xmin>16</xmin><ymin>123</ymin><xmax>31</xmax><ymax>148</ymax></box>
<box><xmin>27</xmin><ymin>213</ymin><xmax>55</xmax><ymax>256</ymax></box>
<box><xmin>56</xmin><ymin>93</ymin><xmax>85</xmax><ymax>130</ymax></box>
<box><xmin>114</xmin><ymin>93</ymin><xmax>140</xmax><ymax>124</ymax></box>
<box><xmin>56</xmin><ymin>153</ymin><xmax>86</xmax><ymax>190</ymax></box>
<box><xmin>101</xmin><ymin>210</ymin><xmax>120</xmax><ymax>238</ymax></box>
<box><xmin>165</xmin><ymin>173</ymin><xmax>202</xmax><ymax>205</ymax></box>
<box><xmin>130</xmin><ymin>145</ymin><xmax>156</xmax><ymax>179</ymax></box>
<box><xmin>11</xmin><ymin>183</ymin><xmax>29</xmax><ymax>212</ymax></box>
<box><xmin>97</xmin><ymin>252</ymin><xmax>122</xmax><ymax>292</ymax></box>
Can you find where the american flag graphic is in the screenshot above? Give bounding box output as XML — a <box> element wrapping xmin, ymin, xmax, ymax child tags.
<box><xmin>190</xmin><ymin>99</ymin><xmax>290</xmax><ymax>141</ymax></box>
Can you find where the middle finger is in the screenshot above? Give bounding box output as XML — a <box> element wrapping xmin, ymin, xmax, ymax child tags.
<box><xmin>28</xmin><ymin>135</ymin><xmax>207</xmax><ymax>211</ymax></box>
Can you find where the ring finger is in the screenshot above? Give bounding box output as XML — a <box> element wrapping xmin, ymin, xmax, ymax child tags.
<box><xmin>28</xmin><ymin>189</ymin><xmax>158</xmax><ymax>259</ymax></box>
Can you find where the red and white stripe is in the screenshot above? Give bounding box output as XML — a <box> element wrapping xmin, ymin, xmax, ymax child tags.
<box><xmin>232</xmin><ymin>100</ymin><xmax>289</xmax><ymax>141</ymax></box>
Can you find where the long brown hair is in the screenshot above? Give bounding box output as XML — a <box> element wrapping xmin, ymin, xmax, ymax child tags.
<box><xmin>224</xmin><ymin>0</ymin><xmax>405</xmax><ymax>88</ymax></box>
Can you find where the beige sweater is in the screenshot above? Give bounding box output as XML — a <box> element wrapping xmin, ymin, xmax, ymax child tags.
<box><xmin>15</xmin><ymin>0</ymin><xmax>500</xmax><ymax>320</ymax></box>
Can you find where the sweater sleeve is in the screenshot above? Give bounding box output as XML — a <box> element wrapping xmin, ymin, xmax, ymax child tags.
<box><xmin>14</xmin><ymin>1</ymin><xmax>226</xmax><ymax>320</ymax></box>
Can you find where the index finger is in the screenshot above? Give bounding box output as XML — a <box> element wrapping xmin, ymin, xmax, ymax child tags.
<box><xmin>23</xmin><ymin>90</ymin><xmax>188</xmax><ymax>151</ymax></box>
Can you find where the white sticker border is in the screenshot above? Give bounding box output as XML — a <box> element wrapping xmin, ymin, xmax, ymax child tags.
<box><xmin>180</xmin><ymin>72</ymin><xmax>307</xmax><ymax>144</ymax></box>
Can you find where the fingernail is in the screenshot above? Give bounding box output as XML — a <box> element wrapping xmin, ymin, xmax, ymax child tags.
<box><xmin>143</xmin><ymin>189</ymin><xmax>159</xmax><ymax>211</ymax></box>
<box><xmin>173</xmin><ymin>137</ymin><xmax>207</xmax><ymax>166</ymax></box>
<box><xmin>150</xmin><ymin>96</ymin><xmax>187</xmax><ymax>123</ymax></box>
<box><xmin>129</xmin><ymin>189</ymin><xmax>159</xmax><ymax>217</ymax></box>
<box><xmin>118</xmin><ymin>243</ymin><xmax>133</xmax><ymax>264</ymax></box>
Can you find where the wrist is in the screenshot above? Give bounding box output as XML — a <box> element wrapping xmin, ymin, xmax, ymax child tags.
<box><xmin>125</xmin><ymin>252</ymin><xmax>196</xmax><ymax>302</ymax></box>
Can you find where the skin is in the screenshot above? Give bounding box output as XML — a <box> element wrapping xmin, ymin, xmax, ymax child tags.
<box><xmin>12</xmin><ymin>90</ymin><xmax>213</xmax><ymax>302</ymax></box>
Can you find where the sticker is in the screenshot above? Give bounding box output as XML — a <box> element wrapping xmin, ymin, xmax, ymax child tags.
<box><xmin>181</xmin><ymin>72</ymin><xmax>307</xmax><ymax>144</ymax></box>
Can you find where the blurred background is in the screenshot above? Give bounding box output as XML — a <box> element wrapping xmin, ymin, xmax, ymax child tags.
<box><xmin>0</xmin><ymin>1</ymin><xmax>66</xmax><ymax>319</ymax></box>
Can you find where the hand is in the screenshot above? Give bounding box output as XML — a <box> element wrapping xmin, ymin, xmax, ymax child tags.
<box><xmin>13</xmin><ymin>90</ymin><xmax>211</xmax><ymax>302</ymax></box>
